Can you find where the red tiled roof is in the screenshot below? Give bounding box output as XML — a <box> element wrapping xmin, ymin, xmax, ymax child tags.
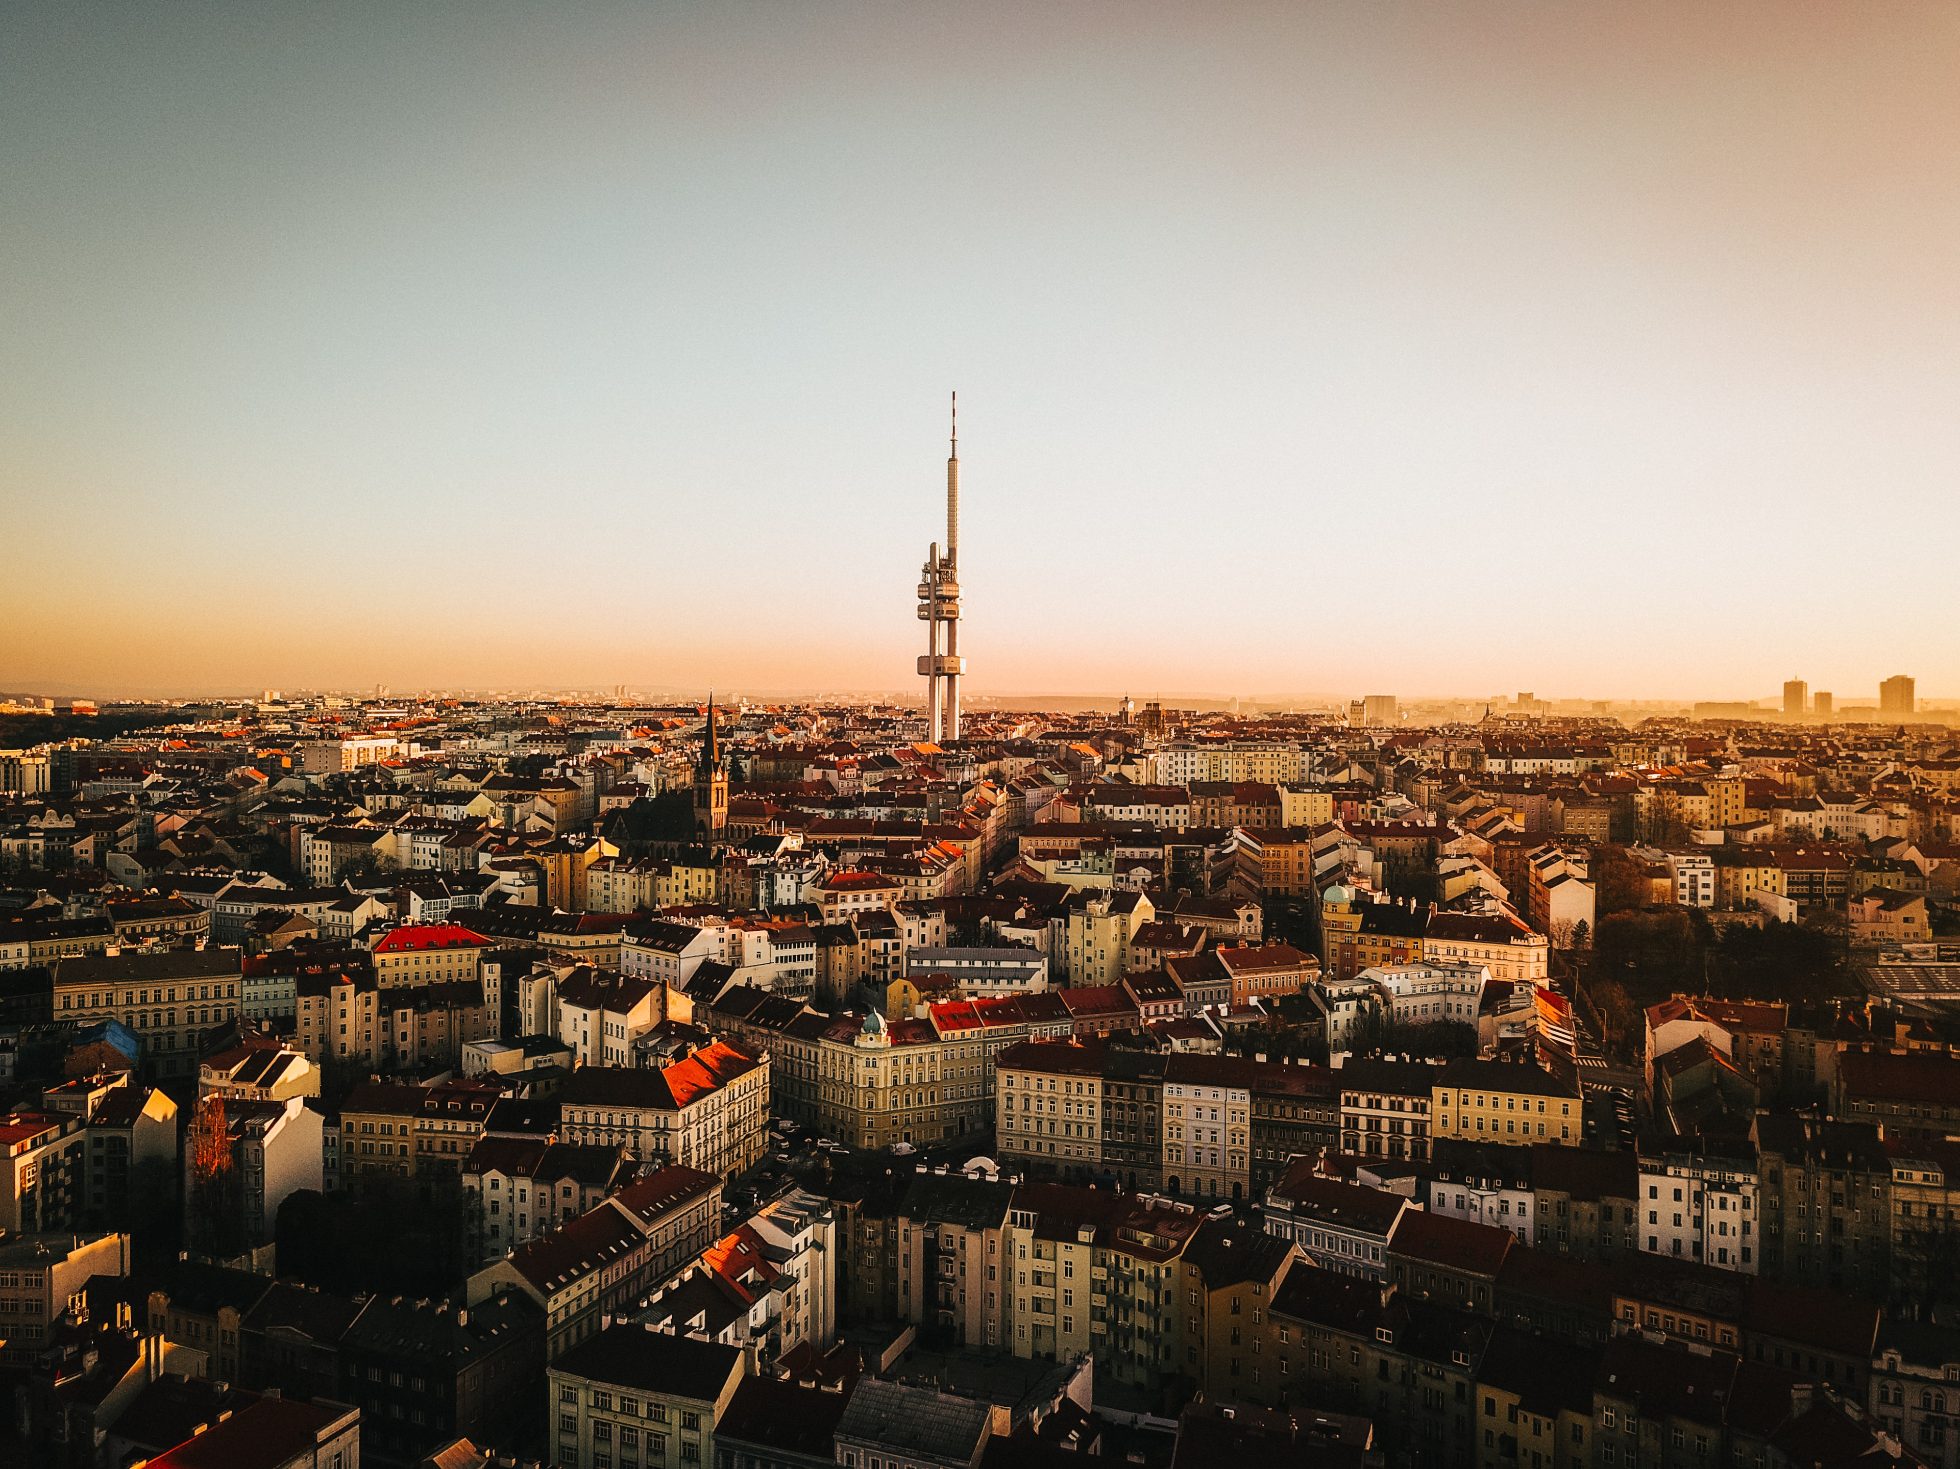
<box><xmin>0</xmin><ymin>1113</ymin><xmax>65</xmax><ymax>1149</ymax></box>
<box><xmin>1839</xmin><ymin>1049</ymin><xmax>1960</xmax><ymax>1107</ymax></box>
<box><xmin>1388</xmin><ymin>1209</ymin><xmax>1516</xmax><ymax>1278</ymax></box>
<box><xmin>145</xmin><ymin>1397</ymin><xmax>351</xmax><ymax>1469</ymax></box>
<box><xmin>373</xmin><ymin>922</ymin><xmax>490</xmax><ymax>954</ymax></box>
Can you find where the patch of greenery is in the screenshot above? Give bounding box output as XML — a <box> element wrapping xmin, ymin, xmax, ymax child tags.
<box><xmin>0</xmin><ymin>710</ymin><xmax>179</xmax><ymax>745</ymax></box>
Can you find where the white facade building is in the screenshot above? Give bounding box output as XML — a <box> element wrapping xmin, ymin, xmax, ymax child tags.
<box><xmin>619</xmin><ymin>919</ymin><xmax>719</xmax><ymax>988</ymax></box>
<box><xmin>1665</xmin><ymin>851</ymin><xmax>1717</xmax><ymax>909</ymax></box>
<box><xmin>1426</xmin><ymin>1148</ymin><xmax>1535</xmax><ymax>1245</ymax></box>
<box><xmin>1368</xmin><ymin>962</ymin><xmax>1490</xmax><ymax>1029</ymax></box>
<box><xmin>1638</xmin><ymin>1144</ymin><xmax>1759</xmax><ymax>1274</ymax></box>
<box><xmin>1315</xmin><ymin>975</ymin><xmax>1384</xmax><ymax>1054</ymax></box>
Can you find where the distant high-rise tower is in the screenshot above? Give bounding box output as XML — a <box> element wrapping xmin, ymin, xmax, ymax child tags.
<box><xmin>693</xmin><ymin>693</ymin><xmax>728</xmax><ymax>837</ymax></box>
<box><xmin>1783</xmin><ymin>679</ymin><xmax>1807</xmax><ymax>717</ymax></box>
<box><xmin>916</xmin><ymin>394</ymin><xmax>965</xmax><ymax>743</ymax></box>
<box><xmin>1814</xmin><ymin>691</ymin><xmax>1833</xmax><ymax>718</ymax></box>
<box><xmin>1880</xmin><ymin>674</ymin><xmax>1916</xmax><ymax>717</ymax></box>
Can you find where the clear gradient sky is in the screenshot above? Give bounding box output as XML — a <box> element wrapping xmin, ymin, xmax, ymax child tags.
<box><xmin>3</xmin><ymin>3</ymin><xmax>1957</xmax><ymax>703</ymax></box>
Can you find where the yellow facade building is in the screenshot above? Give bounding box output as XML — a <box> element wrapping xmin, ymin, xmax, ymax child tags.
<box><xmin>371</xmin><ymin>922</ymin><xmax>490</xmax><ymax>990</ymax></box>
<box><xmin>1431</xmin><ymin>1059</ymin><xmax>1581</xmax><ymax>1148</ymax></box>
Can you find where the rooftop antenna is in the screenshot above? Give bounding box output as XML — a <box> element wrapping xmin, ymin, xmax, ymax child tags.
<box><xmin>946</xmin><ymin>390</ymin><xmax>959</xmax><ymax>564</ymax></box>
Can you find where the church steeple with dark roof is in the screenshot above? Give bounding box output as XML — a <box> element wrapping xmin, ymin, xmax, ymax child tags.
<box><xmin>693</xmin><ymin>692</ymin><xmax>728</xmax><ymax>838</ymax></box>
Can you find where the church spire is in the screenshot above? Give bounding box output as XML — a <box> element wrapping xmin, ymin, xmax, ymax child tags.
<box><xmin>694</xmin><ymin>690</ymin><xmax>728</xmax><ymax>837</ymax></box>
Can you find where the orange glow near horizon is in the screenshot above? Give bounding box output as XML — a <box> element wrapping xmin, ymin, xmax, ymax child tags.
<box><xmin>3</xmin><ymin>3</ymin><xmax>1957</xmax><ymax>703</ymax></box>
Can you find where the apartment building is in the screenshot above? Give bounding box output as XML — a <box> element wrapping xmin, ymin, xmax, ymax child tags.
<box><xmin>207</xmin><ymin>1094</ymin><xmax>325</xmax><ymax>1247</ymax></box>
<box><xmin>1643</xmin><ymin>996</ymin><xmax>1793</xmax><ymax>1098</ymax></box>
<box><xmin>1888</xmin><ymin>1137</ymin><xmax>1960</xmax><ymax>1305</ymax></box>
<box><xmin>339</xmin><ymin>1289</ymin><xmax>542</xmax><ymax>1466</ymax></box>
<box><xmin>619</xmin><ymin>918</ymin><xmax>721</xmax><ymax>989</ymax></box>
<box><xmin>197</xmin><ymin>1038</ymin><xmax>318</xmax><ymax>1102</ymax></box>
<box><xmin>1871</xmin><ymin>1321</ymin><xmax>1960</xmax><ymax>1469</ymax></box>
<box><xmin>463</xmin><ymin>1136</ymin><xmax>631</xmax><ymax>1264</ymax></box>
<box><xmin>1665</xmin><ymin>849</ymin><xmax>1717</xmax><ymax>908</ymax></box>
<box><xmin>1837</xmin><ymin>1050</ymin><xmax>1960</xmax><ymax>1143</ymax></box>
<box><xmin>816</xmin><ymin>868</ymin><xmax>903</xmax><ymax>922</ymax></box>
<box><xmin>1363</xmin><ymin>961</ymin><xmax>1489</xmax><ymax>1029</ymax></box>
<box><xmin>1319</xmin><ymin>899</ymin><xmax>1427</xmax><ymax>982</ymax></box>
<box><xmin>0</xmin><ymin>912</ymin><xmax>114</xmax><ymax>968</ymax></box>
<box><xmin>1262</xmin><ymin>1162</ymin><xmax>1412</xmax><ymax>1280</ymax></box>
<box><xmin>1238</xmin><ymin>825</ymin><xmax>1322</xmax><ymax>897</ymax></box>
<box><xmin>1638</xmin><ymin>1135</ymin><xmax>1760</xmax><ymax>1274</ymax></box>
<box><xmin>997</xmin><ymin>1040</ymin><xmax>1106</xmax><ymax>1177</ymax></box>
<box><xmin>138</xmin><ymin>1395</ymin><xmax>362</xmax><ymax>1469</ymax></box>
<box><xmin>1265</xmin><ymin>1255</ymin><xmax>1490</xmax><ymax>1461</ymax></box>
<box><xmin>0</xmin><ymin>1110</ymin><xmax>86</xmax><ymax>1232</ymax></box>
<box><xmin>468</xmin><ymin>1166</ymin><xmax>721</xmax><ymax>1361</ymax></box>
<box><xmin>1751</xmin><ymin>1114</ymin><xmax>1891</xmax><ymax>1296</ymax></box>
<box><xmin>1177</xmin><ymin>1215</ymin><xmax>1299</xmax><ymax>1401</ymax></box>
<box><xmin>52</xmin><ymin>947</ymin><xmax>243</xmax><ymax>1079</ymax></box>
<box><xmin>1163</xmin><ymin>1054</ymin><xmax>1252</xmax><ymax>1200</ymax></box>
<box><xmin>339</xmin><ymin>1077</ymin><xmax>505</xmax><ymax>1184</ymax></box>
<box><xmin>558</xmin><ymin>1041</ymin><xmax>769</xmax><ymax>1179</ymax></box>
<box><xmin>1103</xmin><ymin>1048</ymin><xmax>1168</xmax><ymax>1190</ymax></box>
<box><xmin>1249</xmin><ymin>1061</ymin><xmax>1339</xmax><ymax>1189</ymax></box>
<box><xmin>1338</xmin><ymin>1058</ymin><xmax>1443</xmax><ymax>1163</ymax></box>
<box><xmin>0</xmin><ymin>1230</ymin><xmax>131</xmax><ymax>1366</ymax></box>
<box><xmin>1421</xmin><ymin>909</ymin><xmax>1549</xmax><ymax>987</ymax></box>
<box><xmin>834</xmin><ymin>1378</ymin><xmax>993</xmax><ymax>1469</ymax></box>
<box><xmin>371</xmin><ymin>921</ymin><xmax>491</xmax><ymax>989</ymax></box>
<box><xmin>702</xmin><ymin>985</ymin><xmax>1071</xmax><ymax>1150</ymax></box>
<box><xmin>38</xmin><ymin>1072</ymin><xmax>179</xmax><ymax>1223</ymax></box>
<box><xmin>295</xmin><ymin>968</ymin><xmax>493</xmax><ymax>1072</ymax></box>
<box><xmin>1386</xmin><ymin>1210</ymin><xmax>1517</xmax><ymax>1317</ymax></box>
<box><xmin>1062</xmin><ymin>888</ymin><xmax>1155</xmax><ymax>984</ymax></box>
<box><xmin>1214</xmin><ymin>943</ymin><xmax>1318</xmax><ymax>1005</ymax></box>
<box><xmin>637</xmin><ymin>1189</ymin><xmax>839</xmax><ymax>1364</ymax></box>
<box><xmin>555</xmin><ymin>966</ymin><xmax>665</xmax><ymax>1067</ymax></box>
<box><xmin>1430</xmin><ymin>1058</ymin><xmax>1582</xmax><ymax>1149</ymax></box>
<box><xmin>999</xmin><ymin>1041</ymin><xmax>1335</xmax><ymax>1199</ymax></box>
<box><xmin>1006</xmin><ymin>1182</ymin><xmax>1206</xmax><ymax>1392</ymax></box>
<box><xmin>548</xmin><ymin>1324</ymin><xmax>747</xmax><ymax>1469</ymax></box>
<box><xmin>894</xmin><ymin>1169</ymin><xmax>1014</xmax><ymax>1351</ymax></box>
<box><xmin>1528</xmin><ymin>1144</ymin><xmax>1640</xmax><ymax>1261</ymax></box>
<box><xmin>1426</xmin><ymin>1139</ymin><xmax>1537</xmax><ymax>1244</ymax></box>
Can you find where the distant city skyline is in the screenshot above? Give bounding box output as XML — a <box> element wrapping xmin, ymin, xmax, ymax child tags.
<box><xmin>0</xmin><ymin>675</ymin><xmax>1944</xmax><ymax>713</ymax></box>
<box><xmin>5</xmin><ymin>3</ymin><xmax>1958</xmax><ymax>697</ymax></box>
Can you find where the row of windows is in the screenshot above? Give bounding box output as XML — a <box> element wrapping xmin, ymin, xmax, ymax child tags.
<box><xmin>59</xmin><ymin>982</ymin><xmax>236</xmax><ymax>1006</ymax></box>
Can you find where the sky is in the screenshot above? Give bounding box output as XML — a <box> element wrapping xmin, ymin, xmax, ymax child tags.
<box><xmin>3</xmin><ymin>2</ymin><xmax>1957</xmax><ymax>704</ymax></box>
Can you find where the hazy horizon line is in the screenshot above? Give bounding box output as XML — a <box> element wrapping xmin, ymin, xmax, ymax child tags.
<box><xmin>3</xmin><ymin>681</ymin><xmax>1949</xmax><ymax>711</ymax></box>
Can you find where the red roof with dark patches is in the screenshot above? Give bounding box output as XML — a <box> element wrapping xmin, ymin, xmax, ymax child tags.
<box><xmin>373</xmin><ymin>922</ymin><xmax>491</xmax><ymax>954</ymax></box>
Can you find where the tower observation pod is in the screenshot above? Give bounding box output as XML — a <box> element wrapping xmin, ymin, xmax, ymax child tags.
<box><xmin>917</xmin><ymin>393</ymin><xmax>965</xmax><ymax>743</ymax></box>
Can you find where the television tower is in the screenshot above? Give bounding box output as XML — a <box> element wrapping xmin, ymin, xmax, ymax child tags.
<box><xmin>916</xmin><ymin>393</ymin><xmax>965</xmax><ymax>743</ymax></box>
